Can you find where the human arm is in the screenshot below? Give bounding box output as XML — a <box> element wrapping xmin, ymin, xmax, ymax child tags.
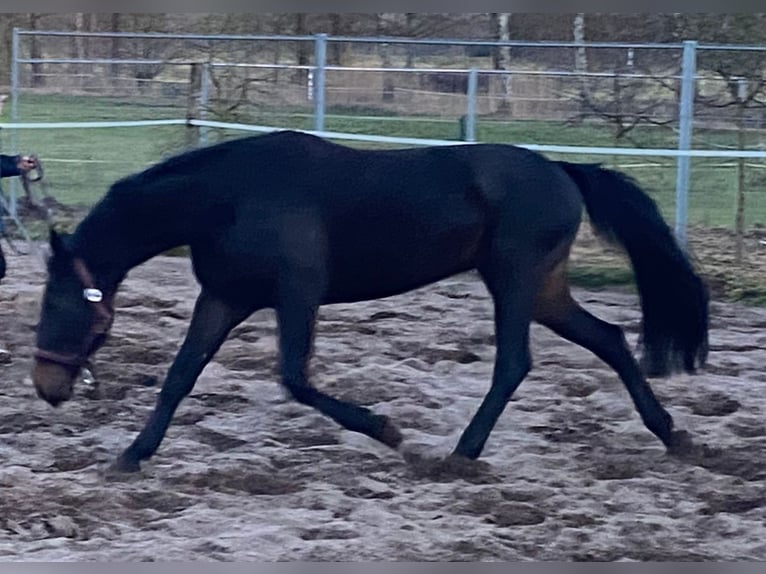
<box><xmin>0</xmin><ymin>154</ymin><xmax>36</xmax><ymax>178</ymax></box>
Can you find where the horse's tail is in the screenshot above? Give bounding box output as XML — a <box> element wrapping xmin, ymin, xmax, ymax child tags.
<box><xmin>556</xmin><ymin>161</ymin><xmax>708</xmax><ymax>377</ymax></box>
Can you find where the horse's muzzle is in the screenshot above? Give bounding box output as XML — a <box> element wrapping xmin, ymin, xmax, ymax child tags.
<box><xmin>32</xmin><ymin>359</ymin><xmax>77</xmax><ymax>406</ymax></box>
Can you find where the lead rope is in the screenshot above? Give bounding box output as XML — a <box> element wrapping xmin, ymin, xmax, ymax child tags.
<box><xmin>3</xmin><ymin>154</ymin><xmax>52</xmax><ymax>260</ymax></box>
<box><xmin>19</xmin><ymin>153</ymin><xmax>53</xmax><ymax>223</ymax></box>
<box><xmin>20</xmin><ymin>154</ymin><xmax>54</xmax><ymax>264</ymax></box>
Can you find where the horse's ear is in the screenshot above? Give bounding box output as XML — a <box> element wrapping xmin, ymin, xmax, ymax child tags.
<box><xmin>49</xmin><ymin>227</ymin><xmax>70</xmax><ymax>257</ymax></box>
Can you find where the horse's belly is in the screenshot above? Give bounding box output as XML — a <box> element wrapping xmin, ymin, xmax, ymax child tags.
<box><xmin>324</xmin><ymin>222</ymin><xmax>484</xmax><ymax>304</ymax></box>
<box><xmin>190</xmin><ymin>241</ymin><xmax>279</xmax><ymax>304</ymax></box>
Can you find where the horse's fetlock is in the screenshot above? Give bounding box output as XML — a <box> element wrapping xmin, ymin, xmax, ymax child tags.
<box><xmin>284</xmin><ymin>380</ymin><xmax>313</xmax><ymax>404</ymax></box>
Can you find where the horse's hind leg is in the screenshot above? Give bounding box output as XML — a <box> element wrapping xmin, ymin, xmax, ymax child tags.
<box><xmin>534</xmin><ymin>262</ymin><xmax>682</xmax><ymax>451</ymax></box>
<box><xmin>453</xmin><ymin>255</ymin><xmax>538</xmax><ymax>460</ymax></box>
<box><xmin>112</xmin><ymin>290</ymin><xmax>253</xmax><ymax>472</ymax></box>
<box><xmin>276</xmin><ymin>295</ymin><xmax>403</xmax><ymax>449</ymax></box>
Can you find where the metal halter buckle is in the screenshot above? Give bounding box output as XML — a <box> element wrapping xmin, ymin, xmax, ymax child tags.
<box><xmin>83</xmin><ymin>288</ymin><xmax>103</xmax><ymax>303</ymax></box>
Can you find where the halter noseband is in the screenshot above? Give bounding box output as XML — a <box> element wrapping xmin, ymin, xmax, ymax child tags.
<box><xmin>34</xmin><ymin>257</ymin><xmax>114</xmax><ymax>369</ymax></box>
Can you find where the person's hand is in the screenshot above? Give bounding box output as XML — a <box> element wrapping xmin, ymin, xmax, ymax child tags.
<box><xmin>16</xmin><ymin>155</ymin><xmax>36</xmax><ymax>172</ymax></box>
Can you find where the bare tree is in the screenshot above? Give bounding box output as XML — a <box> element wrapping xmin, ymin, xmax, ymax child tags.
<box><xmin>328</xmin><ymin>14</ymin><xmax>344</xmax><ymax>65</ymax></box>
<box><xmin>28</xmin><ymin>13</ymin><xmax>44</xmax><ymax>87</ymax></box>
<box><xmin>490</xmin><ymin>12</ymin><xmax>512</xmax><ymax>111</ymax></box>
<box><xmin>295</xmin><ymin>14</ymin><xmax>309</xmax><ymax>67</ymax></box>
<box><xmin>119</xmin><ymin>14</ymin><xmax>176</xmax><ymax>94</ymax></box>
<box><xmin>109</xmin><ymin>13</ymin><xmax>121</xmax><ymax>79</ymax></box>
<box><xmin>576</xmin><ymin>67</ymin><xmax>678</xmax><ymax>143</ymax></box>
<box><xmin>405</xmin><ymin>13</ymin><xmax>416</xmax><ymax>67</ymax></box>
<box><xmin>376</xmin><ymin>13</ymin><xmax>399</xmax><ymax>102</ymax></box>
<box><xmin>573</xmin><ymin>14</ymin><xmax>587</xmax><ymax>82</ymax></box>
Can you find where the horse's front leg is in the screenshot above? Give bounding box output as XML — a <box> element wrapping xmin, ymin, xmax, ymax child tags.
<box><xmin>276</xmin><ymin>294</ymin><xmax>402</xmax><ymax>449</ymax></box>
<box><xmin>111</xmin><ymin>290</ymin><xmax>252</xmax><ymax>473</ymax></box>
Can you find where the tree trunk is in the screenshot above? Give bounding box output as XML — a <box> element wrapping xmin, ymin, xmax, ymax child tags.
<box><xmin>294</xmin><ymin>13</ymin><xmax>309</xmax><ymax>84</ymax></box>
<box><xmin>329</xmin><ymin>14</ymin><xmax>342</xmax><ymax>65</ymax></box>
<box><xmin>29</xmin><ymin>14</ymin><xmax>44</xmax><ymax>87</ymax></box>
<box><xmin>295</xmin><ymin>14</ymin><xmax>309</xmax><ymax>66</ymax></box>
<box><xmin>492</xmin><ymin>13</ymin><xmax>512</xmax><ymax>112</ymax></box>
<box><xmin>574</xmin><ymin>14</ymin><xmax>587</xmax><ymax>85</ymax></box>
<box><xmin>405</xmin><ymin>13</ymin><xmax>415</xmax><ymax>67</ymax></box>
<box><xmin>573</xmin><ymin>13</ymin><xmax>588</xmax><ymax>123</ymax></box>
<box><xmin>377</xmin><ymin>14</ymin><xmax>396</xmax><ymax>102</ymax></box>
<box><xmin>74</xmin><ymin>13</ymin><xmax>86</xmax><ymax>58</ymax></box>
<box><xmin>110</xmin><ymin>13</ymin><xmax>120</xmax><ymax>79</ymax></box>
<box><xmin>186</xmin><ymin>63</ymin><xmax>203</xmax><ymax>148</ymax></box>
<box><xmin>72</xmin><ymin>13</ymin><xmax>90</xmax><ymax>90</ymax></box>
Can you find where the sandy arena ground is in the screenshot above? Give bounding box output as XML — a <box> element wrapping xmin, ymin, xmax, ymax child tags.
<box><xmin>0</xmin><ymin>245</ymin><xmax>765</xmax><ymax>561</ymax></box>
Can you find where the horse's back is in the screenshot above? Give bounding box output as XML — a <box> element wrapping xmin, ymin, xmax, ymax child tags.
<box><xmin>207</xmin><ymin>131</ymin><xmax>581</xmax><ymax>221</ymax></box>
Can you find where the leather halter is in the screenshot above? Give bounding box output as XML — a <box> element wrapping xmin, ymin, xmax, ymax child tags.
<box><xmin>34</xmin><ymin>257</ymin><xmax>114</xmax><ymax>369</ymax></box>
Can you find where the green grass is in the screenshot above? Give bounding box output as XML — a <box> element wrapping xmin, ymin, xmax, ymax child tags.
<box><xmin>2</xmin><ymin>92</ymin><xmax>765</xmax><ymax>232</ymax></box>
<box><xmin>567</xmin><ymin>265</ymin><xmax>636</xmax><ymax>289</ymax></box>
<box><xmin>731</xmin><ymin>287</ymin><xmax>766</xmax><ymax>306</ymax></box>
<box><xmin>567</xmin><ymin>263</ymin><xmax>766</xmax><ymax>305</ymax></box>
<box><xmin>13</xmin><ymin>93</ymin><xmax>185</xmax><ymax>123</ymax></box>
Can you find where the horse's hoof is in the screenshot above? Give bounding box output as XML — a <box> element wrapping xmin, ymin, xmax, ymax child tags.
<box><xmin>404</xmin><ymin>451</ymin><xmax>494</xmax><ymax>481</ymax></box>
<box><xmin>443</xmin><ymin>452</ymin><xmax>492</xmax><ymax>476</ymax></box>
<box><xmin>666</xmin><ymin>429</ymin><xmax>697</xmax><ymax>459</ymax></box>
<box><xmin>376</xmin><ymin>415</ymin><xmax>403</xmax><ymax>449</ymax></box>
<box><xmin>667</xmin><ymin>429</ymin><xmax>719</xmax><ymax>464</ymax></box>
<box><xmin>108</xmin><ymin>454</ymin><xmax>141</xmax><ymax>475</ymax></box>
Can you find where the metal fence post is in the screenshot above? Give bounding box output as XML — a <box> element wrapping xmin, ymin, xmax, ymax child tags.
<box><xmin>675</xmin><ymin>40</ymin><xmax>697</xmax><ymax>248</ymax></box>
<box><xmin>10</xmin><ymin>28</ymin><xmax>19</xmax><ymax>132</ymax></box>
<box><xmin>313</xmin><ymin>34</ymin><xmax>327</xmax><ymax>133</ymax></box>
<box><xmin>8</xmin><ymin>27</ymin><xmax>20</xmax><ymax>217</ymax></box>
<box><xmin>185</xmin><ymin>63</ymin><xmax>202</xmax><ymax>148</ymax></box>
<box><xmin>464</xmin><ymin>68</ymin><xmax>478</xmax><ymax>142</ymax></box>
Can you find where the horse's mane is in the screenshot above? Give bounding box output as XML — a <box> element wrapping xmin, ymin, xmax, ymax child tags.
<box><xmin>107</xmin><ymin>131</ymin><xmax>322</xmax><ymax>201</ymax></box>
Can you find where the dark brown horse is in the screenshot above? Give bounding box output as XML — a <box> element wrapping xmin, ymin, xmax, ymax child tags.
<box><xmin>31</xmin><ymin>131</ymin><xmax>708</xmax><ymax>473</ymax></box>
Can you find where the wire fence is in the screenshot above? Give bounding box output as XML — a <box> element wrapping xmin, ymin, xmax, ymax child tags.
<box><xmin>4</xmin><ymin>29</ymin><xmax>766</xmax><ymax>256</ymax></box>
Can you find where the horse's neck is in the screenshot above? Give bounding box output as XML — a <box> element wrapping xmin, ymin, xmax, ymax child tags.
<box><xmin>72</xmin><ymin>183</ymin><xmax>201</xmax><ymax>287</ymax></box>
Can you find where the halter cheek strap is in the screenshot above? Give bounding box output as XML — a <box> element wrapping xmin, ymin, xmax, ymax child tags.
<box><xmin>34</xmin><ymin>257</ymin><xmax>114</xmax><ymax>368</ymax></box>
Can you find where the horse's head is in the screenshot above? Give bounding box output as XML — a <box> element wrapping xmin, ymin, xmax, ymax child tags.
<box><xmin>32</xmin><ymin>229</ymin><xmax>113</xmax><ymax>406</ymax></box>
